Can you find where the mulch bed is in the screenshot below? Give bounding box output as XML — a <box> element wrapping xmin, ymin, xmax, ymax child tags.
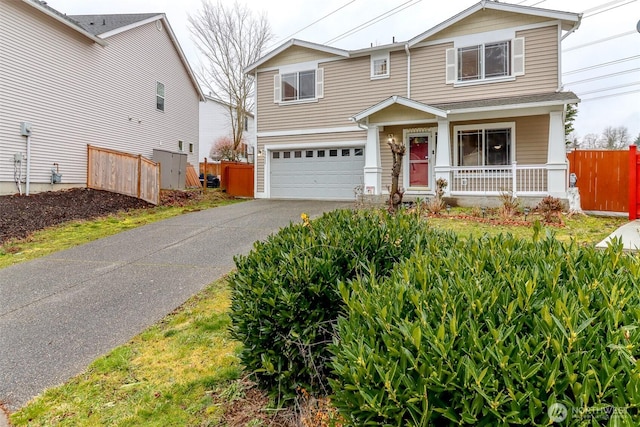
<box><xmin>0</xmin><ymin>188</ymin><xmax>152</xmax><ymax>244</ymax></box>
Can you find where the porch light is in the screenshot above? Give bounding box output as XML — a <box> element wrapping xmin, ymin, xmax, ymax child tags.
<box><xmin>387</xmin><ymin>134</ymin><xmax>395</xmax><ymax>144</ymax></box>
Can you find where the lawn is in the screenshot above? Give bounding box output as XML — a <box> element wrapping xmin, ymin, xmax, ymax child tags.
<box><xmin>5</xmin><ymin>203</ymin><xmax>631</xmax><ymax>426</ymax></box>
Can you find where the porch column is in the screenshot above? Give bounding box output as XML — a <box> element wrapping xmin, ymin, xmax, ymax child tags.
<box><xmin>435</xmin><ymin>118</ymin><xmax>451</xmax><ymax>196</ymax></box>
<box><xmin>547</xmin><ymin>111</ymin><xmax>567</xmax><ymax>198</ymax></box>
<box><xmin>364</xmin><ymin>125</ymin><xmax>382</xmax><ymax>195</ymax></box>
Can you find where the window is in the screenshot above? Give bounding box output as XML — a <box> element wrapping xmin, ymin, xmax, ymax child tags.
<box><xmin>189</xmin><ymin>143</ymin><xmax>194</xmax><ymax>154</ymax></box>
<box><xmin>283</xmin><ymin>151</ymin><xmax>291</xmax><ymax>158</ymax></box>
<box><xmin>306</xmin><ymin>150</ymin><xmax>314</xmax><ymax>158</ymax></box>
<box><xmin>317</xmin><ymin>150</ymin><xmax>325</xmax><ymax>157</ymax></box>
<box><xmin>354</xmin><ymin>148</ymin><xmax>363</xmax><ymax>156</ymax></box>
<box><xmin>455</xmin><ymin>124</ymin><xmax>514</xmax><ymax>166</ymax></box>
<box><xmin>156</xmin><ymin>82</ymin><xmax>165</xmax><ymax>111</ymax></box>
<box><xmin>244</xmin><ymin>116</ymin><xmax>249</xmax><ymax>131</ymax></box>
<box><xmin>283</xmin><ymin>70</ymin><xmax>315</xmax><ymax>101</ymax></box>
<box><xmin>371</xmin><ymin>53</ymin><xmax>389</xmax><ymax>78</ymax></box>
<box><xmin>178</xmin><ymin>140</ymin><xmax>183</xmax><ymax>151</ymax></box>
<box><xmin>341</xmin><ymin>149</ymin><xmax>350</xmax><ymax>156</ymax></box>
<box><xmin>274</xmin><ymin>68</ymin><xmax>324</xmax><ymax>103</ymax></box>
<box><xmin>294</xmin><ymin>151</ymin><xmax>302</xmax><ymax>158</ymax></box>
<box><xmin>447</xmin><ymin>38</ymin><xmax>524</xmax><ymax>84</ymax></box>
<box><xmin>329</xmin><ymin>149</ymin><xmax>337</xmax><ymax>157</ymax></box>
<box><xmin>273</xmin><ymin>152</ymin><xmax>280</xmax><ymax>159</ymax></box>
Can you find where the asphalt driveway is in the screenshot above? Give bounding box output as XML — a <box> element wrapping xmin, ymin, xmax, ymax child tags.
<box><xmin>0</xmin><ymin>199</ymin><xmax>350</xmax><ymax>411</ymax></box>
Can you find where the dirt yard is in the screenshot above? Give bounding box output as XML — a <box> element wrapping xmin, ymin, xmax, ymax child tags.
<box><xmin>0</xmin><ymin>188</ymin><xmax>152</xmax><ymax>244</ymax></box>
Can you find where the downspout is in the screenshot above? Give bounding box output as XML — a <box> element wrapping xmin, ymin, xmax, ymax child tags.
<box><xmin>558</xmin><ymin>16</ymin><xmax>582</xmax><ymax>92</ymax></box>
<box><xmin>405</xmin><ymin>43</ymin><xmax>411</xmax><ymax>98</ymax></box>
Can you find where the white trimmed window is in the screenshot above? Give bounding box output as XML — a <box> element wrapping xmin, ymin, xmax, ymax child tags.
<box><xmin>454</xmin><ymin>123</ymin><xmax>515</xmax><ymax>166</ymax></box>
<box><xmin>274</xmin><ymin>68</ymin><xmax>324</xmax><ymax>103</ymax></box>
<box><xmin>446</xmin><ymin>38</ymin><xmax>524</xmax><ymax>85</ymax></box>
<box><xmin>156</xmin><ymin>82</ymin><xmax>165</xmax><ymax>111</ymax></box>
<box><xmin>371</xmin><ymin>53</ymin><xmax>389</xmax><ymax>79</ymax></box>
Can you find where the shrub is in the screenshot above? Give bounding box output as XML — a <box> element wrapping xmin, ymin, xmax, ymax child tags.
<box><xmin>537</xmin><ymin>195</ymin><xmax>564</xmax><ymax>224</ymax></box>
<box><xmin>331</xmin><ymin>232</ymin><xmax>640</xmax><ymax>425</ymax></box>
<box><xmin>498</xmin><ymin>189</ymin><xmax>520</xmax><ymax>219</ymax></box>
<box><xmin>228</xmin><ymin>209</ymin><xmax>429</xmax><ymax>402</ymax></box>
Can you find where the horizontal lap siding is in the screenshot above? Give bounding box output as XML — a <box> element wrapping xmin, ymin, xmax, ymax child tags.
<box><xmin>0</xmin><ymin>1</ymin><xmax>199</xmax><ymax>191</ymax></box>
<box><xmin>257</xmin><ymin>51</ymin><xmax>407</xmax><ymax>133</ymax></box>
<box><xmin>411</xmin><ymin>26</ymin><xmax>559</xmax><ymax>104</ymax></box>
<box><xmin>427</xmin><ymin>10</ymin><xmax>549</xmax><ymax>40</ymax></box>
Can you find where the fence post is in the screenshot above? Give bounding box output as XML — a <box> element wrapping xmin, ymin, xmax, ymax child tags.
<box><xmin>203</xmin><ymin>157</ymin><xmax>207</xmax><ymax>190</ymax></box>
<box><xmin>137</xmin><ymin>154</ymin><xmax>142</xmax><ymax>199</ymax></box>
<box><xmin>512</xmin><ymin>161</ymin><xmax>517</xmax><ymax>196</ymax></box>
<box><xmin>630</xmin><ymin>145</ymin><xmax>637</xmax><ymax>220</ymax></box>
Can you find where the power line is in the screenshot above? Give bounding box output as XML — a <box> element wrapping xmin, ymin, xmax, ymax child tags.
<box><xmin>564</xmin><ymin>55</ymin><xmax>640</xmax><ymax>75</ymax></box>
<box><xmin>325</xmin><ymin>0</ymin><xmax>422</xmax><ymax>45</ymax></box>
<box><xmin>582</xmin><ymin>0</ymin><xmax>632</xmax><ymax>14</ymax></box>
<box><xmin>580</xmin><ymin>88</ymin><xmax>640</xmax><ymax>101</ymax></box>
<box><xmin>563</xmin><ymin>31</ymin><xmax>636</xmax><ymax>52</ymax></box>
<box><xmin>565</xmin><ymin>68</ymin><xmax>640</xmax><ymax>85</ymax></box>
<box><xmin>578</xmin><ymin>81</ymin><xmax>640</xmax><ymax>95</ymax></box>
<box><xmin>584</xmin><ymin>0</ymin><xmax>637</xmax><ymax>18</ymax></box>
<box><xmin>268</xmin><ymin>0</ymin><xmax>357</xmax><ymax>49</ymax></box>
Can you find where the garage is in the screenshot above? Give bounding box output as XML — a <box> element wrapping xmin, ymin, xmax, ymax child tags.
<box><xmin>270</xmin><ymin>146</ymin><xmax>365</xmax><ymax>199</ymax></box>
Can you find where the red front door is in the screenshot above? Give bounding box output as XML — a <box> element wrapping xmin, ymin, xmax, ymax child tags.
<box><xmin>409</xmin><ymin>136</ymin><xmax>429</xmax><ymax>187</ymax></box>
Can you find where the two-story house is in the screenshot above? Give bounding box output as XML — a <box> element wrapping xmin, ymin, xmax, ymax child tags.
<box><xmin>245</xmin><ymin>1</ymin><xmax>581</xmax><ymax>204</ymax></box>
<box><xmin>0</xmin><ymin>0</ymin><xmax>203</xmax><ymax>195</ymax></box>
<box><xmin>199</xmin><ymin>95</ymin><xmax>255</xmax><ymax>162</ymax></box>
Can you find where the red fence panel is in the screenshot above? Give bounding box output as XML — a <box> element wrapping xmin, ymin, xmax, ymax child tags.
<box><xmin>630</xmin><ymin>145</ymin><xmax>639</xmax><ymax>220</ymax></box>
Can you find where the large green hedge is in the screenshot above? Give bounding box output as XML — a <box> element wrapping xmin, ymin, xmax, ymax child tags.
<box><xmin>228</xmin><ymin>209</ymin><xmax>429</xmax><ymax>401</ymax></box>
<box><xmin>331</xmin><ymin>230</ymin><xmax>640</xmax><ymax>425</ymax></box>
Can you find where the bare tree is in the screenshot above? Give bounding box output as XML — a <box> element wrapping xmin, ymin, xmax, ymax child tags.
<box><xmin>582</xmin><ymin>133</ymin><xmax>600</xmax><ymax>149</ymax></box>
<box><xmin>600</xmin><ymin>125</ymin><xmax>630</xmax><ymax>149</ymax></box>
<box><xmin>189</xmin><ymin>1</ymin><xmax>273</xmax><ymax>156</ymax></box>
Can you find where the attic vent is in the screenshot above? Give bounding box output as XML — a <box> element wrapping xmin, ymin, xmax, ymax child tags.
<box><xmin>155</xmin><ymin>20</ymin><xmax>162</xmax><ymax>31</ymax></box>
<box><xmin>89</xmin><ymin>21</ymin><xmax>94</xmax><ymax>25</ymax></box>
<box><xmin>103</xmin><ymin>19</ymin><xmax>106</xmax><ymax>25</ymax></box>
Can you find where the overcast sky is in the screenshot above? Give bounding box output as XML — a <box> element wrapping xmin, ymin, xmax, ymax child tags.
<box><xmin>48</xmin><ymin>0</ymin><xmax>640</xmax><ymax>141</ymax></box>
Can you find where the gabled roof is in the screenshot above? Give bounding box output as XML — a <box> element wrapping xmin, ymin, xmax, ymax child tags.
<box><xmin>203</xmin><ymin>95</ymin><xmax>254</xmax><ymax>118</ymax></box>
<box><xmin>22</xmin><ymin>0</ymin><xmax>107</xmax><ymax>46</ymax></box>
<box><xmin>244</xmin><ymin>39</ymin><xmax>349</xmax><ymax>74</ymax></box>
<box><xmin>70</xmin><ymin>13</ymin><xmax>161</xmax><ymax>36</ymax></box>
<box><xmin>408</xmin><ymin>0</ymin><xmax>581</xmax><ymax>47</ymax></box>
<box><xmin>350</xmin><ymin>95</ymin><xmax>448</xmax><ymax>123</ymax></box>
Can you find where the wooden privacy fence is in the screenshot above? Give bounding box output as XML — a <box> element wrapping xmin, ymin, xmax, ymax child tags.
<box><xmin>199</xmin><ymin>160</ymin><xmax>222</xmax><ymax>177</ymax></box>
<box><xmin>87</xmin><ymin>145</ymin><xmax>160</xmax><ymax>205</ymax></box>
<box><xmin>629</xmin><ymin>145</ymin><xmax>640</xmax><ymax>220</ymax></box>
<box><xmin>567</xmin><ymin>149</ymin><xmax>628</xmax><ymax>213</ymax></box>
<box><xmin>221</xmin><ymin>161</ymin><xmax>254</xmax><ymax>197</ymax></box>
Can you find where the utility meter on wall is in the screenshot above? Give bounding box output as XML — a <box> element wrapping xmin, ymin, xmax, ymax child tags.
<box><xmin>20</xmin><ymin>122</ymin><xmax>32</xmax><ymax>136</ymax></box>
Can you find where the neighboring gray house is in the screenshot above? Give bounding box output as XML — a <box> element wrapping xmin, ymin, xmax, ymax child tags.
<box><xmin>199</xmin><ymin>95</ymin><xmax>255</xmax><ymax>163</ymax></box>
<box><xmin>0</xmin><ymin>0</ymin><xmax>204</xmax><ymax>195</ymax></box>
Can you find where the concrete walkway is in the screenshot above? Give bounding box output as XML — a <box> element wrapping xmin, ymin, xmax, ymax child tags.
<box><xmin>596</xmin><ymin>219</ymin><xmax>640</xmax><ymax>251</ymax></box>
<box><xmin>0</xmin><ymin>199</ymin><xmax>349</xmax><ymax>421</ymax></box>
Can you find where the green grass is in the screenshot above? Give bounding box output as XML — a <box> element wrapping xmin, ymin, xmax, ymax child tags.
<box><xmin>0</xmin><ymin>190</ymin><xmax>239</xmax><ymax>270</ymax></box>
<box><xmin>6</xmin><ymin>205</ymin><xmax>630</xmax><ymax>425</ymax></box>
<box><xmin>10</xmin><ymin>280</ymin><xmax>242</xmax><ymax>427</ymax></box>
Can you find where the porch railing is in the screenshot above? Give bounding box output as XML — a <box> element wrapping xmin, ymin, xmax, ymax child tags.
<box><xmin>449</xmin><ymin>163</ymin><xmax>548</xmax><ymax>195</ymax></box>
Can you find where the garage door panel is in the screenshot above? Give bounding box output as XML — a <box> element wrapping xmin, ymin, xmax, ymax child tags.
<box><xmin>270</xmin><ymin>146</ymin><xmax>364</xmax><ymax>200</ymax></box>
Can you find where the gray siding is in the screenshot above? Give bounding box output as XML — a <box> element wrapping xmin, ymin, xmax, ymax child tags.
<box><xmin>0</xmin><ymin>1</ymin><xmax>199</xmax><ymax>193</ymax></box>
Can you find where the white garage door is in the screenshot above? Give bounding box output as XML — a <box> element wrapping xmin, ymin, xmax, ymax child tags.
<box><xmin>270</xmin><ymin>147</ymin><xmax>365</xmax><ymax>199</ymax></box>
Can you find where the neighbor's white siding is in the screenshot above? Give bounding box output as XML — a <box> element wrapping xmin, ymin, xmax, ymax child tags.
<box><xmin>0</xmin><ymin>0</ymin><xmax>200</xmax><ymax>194</ymax></box>
<box><xmin>199</xmin><ymin>97</ymin><xmax>254</xmax><ymax>162</ymax></box>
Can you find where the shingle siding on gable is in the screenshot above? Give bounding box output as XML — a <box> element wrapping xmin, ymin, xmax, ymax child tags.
<box><xmin>0</xmin><ymin>0</ymin><xmax>199</xmax><ymax>193</ymax></box>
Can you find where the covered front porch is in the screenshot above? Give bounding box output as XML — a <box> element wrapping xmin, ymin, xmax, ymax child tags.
<box><xmin>349</xmin><ymin>93</ymin><xmax>577</xmax><ymax>205</ymax></box>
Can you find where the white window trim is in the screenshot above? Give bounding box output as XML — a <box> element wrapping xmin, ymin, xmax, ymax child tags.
<box><xmin>446</xmin><ymin>35</ymin><xmax>524</xmax><ymax>86</ymax></box>
<box><xmin>453</xmin><ymin>122</ymin><xmax>516</xmax><ymax>171</ymax></box>
<box><xmin>274</xmin><ymin>67</ymin><xmax>324</xmax><ymax>105</ymax></box>
<box><xmin>156</xmin><ymin>81</ymin><xmax>165</xmax><ymax>112</ymax></box>
<box><xmin>370</xmin><ymin>52</ymin><xmax>390</xmax><ymax>79</ymax></box>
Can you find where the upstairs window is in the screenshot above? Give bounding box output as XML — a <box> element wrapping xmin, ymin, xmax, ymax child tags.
<box><xmin>446</xmin><ymin>38</ymin><xmax>524</xmax><ymax>85</ymax></box>
<box><xmin>156</xmin><ymin>82</ymin><xmax>165</xmax><ymax>111</ymax></box>
<box><xmin>274</xmin><ymin>68</ymin><xmax>324</xmax><ymax>103</ymax></box>
<box><xmin>371</xmin><ymin>53</ymin><xmax>389</xmax><ymax>79</ymax></box>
